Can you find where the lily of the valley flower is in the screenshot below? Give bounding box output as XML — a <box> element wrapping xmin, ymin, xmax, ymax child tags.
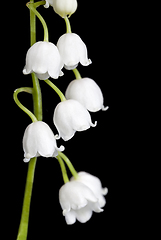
<box><xmin>59</xmin><ymin>181</ymin><xmax>103</xmax><ymax>225</ymax></box>
<box><xmin>53</xmin><ymin>99</ymin><xmax>97</xmax><ymax>141</ymax></box>
<box><xmin>44</xmin><ymin>0</ymin><xmax>78</xmax><ymax>18</ymax></box>
<box><xmin>57</xmin><ymin>33</ymin><xmax>92</xmax><ymax>70</ymax></box>
<box><xmin>71</xmin><ymin>172</ymin><xmax>108</xmax><ymax>208</ymax></box>
<box><xmin>23</xmin><ymin>41</ymin><xmax>64</xmax><ymax>80</ymax></box>
<box><xmin>65</xmin><ymin>77</ymin><xmax>109</xmax><ymax>112</ymax></box>
<box><xmin>23</xmin><ymin>121</ymin><xmax>65</xmax><ymax>162</ymax></box>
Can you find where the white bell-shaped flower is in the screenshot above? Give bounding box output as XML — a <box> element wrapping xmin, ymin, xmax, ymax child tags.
<box><xmin>71</xmin><ymin>172</ymin><xmax>108</xmax><ymax>208</ymax></box>
<box><xmin>65</xmin><ymin>78</ymin><xmax>109</xmax><ymax>112</ymax></box>
<box><xmin>23</xmin><ymin>41</ymin><xmax>64</xmax><ymax>80</ymax></box>
<box><xmin>59</xmin><ymin>181</ymin><xmax>103</xmax><ymax>225</ymax></box>
<box><xmin>44</xmin><ymin>0</ymin><xmax>77</xmax><ymax>18</ymax></box>
<box><xmin>53</xmin><ymin>99</ymin><xmax>97</xmax><ymax>141</ymax></box>
<box><xmin>57</xmin><ymin>33</ymin><xmax>92</xmax><ymax>70</ymax></box>
<box><xmin>23</xmin><ymin>121</ymin><xmax>65</xmax><ymax>162</ymax></box>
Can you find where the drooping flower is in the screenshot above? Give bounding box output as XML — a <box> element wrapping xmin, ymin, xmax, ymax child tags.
<box><xmin>23</xmin><ymin>41</ymin><xmax>64</xmax><ymax>80</ymax></box>
<box><xmin>23</xmin><ymin>121</ymin><xmax>65</xmax><ymax>162</ymax></box>
<box><xmin>57</xmin><ymin>33</ymin><xmax>91</xmax><ymax>70</ymax></box>
<box><xmin>53</xmin><ymin>99</ymin><xmax>97</xmax><ymax>141</ymax></box>
<box><xmin>44</xmin><ymin>0</ymin><xmax>78</xmax><ymax>18</ymax></box>
<box><xmin>59</xmin><ymin>181</ymin><xmax>103</xmax><ymax>225</ymax></box>
<box><xmin>71</xmin><ymin>172</ymin><xmax>108</xmax><ymax>208</ymax></box>
<box><xmin>65</xmin><ymin>77</ymin><xmax>109</xmax><ymax>112</ymax></box>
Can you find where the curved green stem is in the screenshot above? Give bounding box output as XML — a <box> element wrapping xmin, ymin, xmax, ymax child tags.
<box><xmin>44</xmin><ymin>79</ymin><xmax>66</xmax><ymax>102</ymax></box>
<box><xmin>57</xmin><ymin>155</ymin><xmax>69</xmax><ymax>183</ymax></box>
<box><xmin>73</xmin><ymin>68</ymin><xmax>82</xmax><ymax>79</ymax></box>
<box><xmin>27</xmin><ymin>2</ymin><xmax>49</xmax><ymax>42</ymax></box>
<box><xmin>33</xmin><ymin>1</ymin><xmax>46</xmax><ymax>8</ymax></box>
<box><xmin>13</xmin><ymin>88</ymin><xmax>37</xmax><ymax>122</ymax></box>
<box><xmin>58</xmin><ymin>152</ymin><xmax>78</xmax><ymax>180</ymax></box>
<box><xmin>64</xmin><ymin>16</ymin><xmax>72</xmax><ymax>33</ymax></box>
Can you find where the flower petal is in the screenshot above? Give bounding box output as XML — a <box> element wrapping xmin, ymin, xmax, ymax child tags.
<box><xmin>64</xmin><ymin>210</ymin><xmax>76</xmax><ymax>225</ymax></box>
<box><xmin>90</xmin><ymin>121</ymin><xmax>97</xmax><ymax>127</ymax></box>
<box><xmin>75</xmin><ymin>206</ymin><xmax>93</xmax><ymax>223</ymax></box>
<box><xmin>65</xmin><ymin>78</ymin><xmax>106</xmax><ymax>112</ymax></box>
<box><xmin>35</xmin><ymin>72</ymin><xmax>50</xmax><ymax>80</ymax></box>
<box><xmin>90</xmin><ymin>202</ymin><xmax>104</xmax><ymax>213</ymax></box>
<box><xmin>102</xmin><ymin>105</ymin><xmax>109</xmax><ymax>111</ymax></box>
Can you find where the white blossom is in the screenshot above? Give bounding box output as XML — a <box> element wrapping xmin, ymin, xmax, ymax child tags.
<box><xmin>57</xmin><ymin>33</ymin><xmax>91</xmax><ymax>70</ymax></box>
<box><xmin>65</xmin><ymin>77</ymin><xmax>109</xmax><ymax>112</ymax></box>
<box><xmin>23</xmin><ymin>121</ymin><xmax>64</xmax><ymax>162</ymax></box>
<box><xmin>44</xmin><ymin>0</ymin><xmax>78</xmax><ymax>18</ymax></box>
<box><xmin>23</xmin><ymin>41</ymin><xmax>64</xmax><ymax>80</ymax></box>
<box><xmin>59</xmin><ymin>181</ymin><xmax>103</xmax><ymax>225</ymax></box>
<box><xmin>53</xmin><ymin>99</ymin><xmax>97</xmax><ymax>141</ymax></box>
<box><xmin>71</xmin><ymin>172</ymin><xmax>108</xmax><ymax>208</ymax></box>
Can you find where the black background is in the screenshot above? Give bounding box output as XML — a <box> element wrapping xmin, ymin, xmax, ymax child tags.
<box><xmin>3</xmin><ymin>0</ymin><xmax>124</xmax><ymax>239</ymax></box>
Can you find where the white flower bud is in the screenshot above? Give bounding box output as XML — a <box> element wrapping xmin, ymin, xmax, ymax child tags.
<box><xmin>57</xmin><ymin>33</ymin><xmax>91</xmax><ymax>70</ymax></box>
<box><xmin>53</xmin><ymin>99</ymin><xmax>97</xmax><ymax>141</ymax></box>
<box><xmin>65</xmin><ymin>78</ymin><xmax>109</xmax><ymax>112</ymax></box>
<box><xmin>23</xmin><ymin>41</ymin><xmax>64</xmax><ymax>80</ymax></box>
<box><xmin>44</xmin><ymin>0</ymin><xmax>77</xmax><ymax>18</ymax></box>
<box><xmin>23</xmin><ymin>121</ymin><xmax>64</xmax><ymax>162</ymax></box>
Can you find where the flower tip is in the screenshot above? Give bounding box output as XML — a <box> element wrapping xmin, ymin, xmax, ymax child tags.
<box><xmin>99</xmin><ymin>208</ymin><xmax>104</xmax><ymax>213</ymax></box>
<box><xmin>63</xmin><ymin>209</ymin><xmax>70</xmax><ymax>216</ymax></box>
<box><xmin>89</xmin><ymin>59</ymin><xmax>92</xmax><ymax>65</ymax></box>
<box><xmin>102</xmin><ymin>187</ymin><xmax>108</xmax><ymax>195</ymax></box>
<box><xmin>91</xmin><ymin>121</ymin><xmax>97</xmax><ymax>127</ymax></box>
<box><xmin>82</xmin><ymin>59</ymin><xmax>92</xmax><ymax>66</ymax></box>
<box><xmin>55</xmin><ymin>134</ymin><xmax>60</xmax><ymax>140</ymax></box>
<box><xmin>44</xmin><ymin>1</ymin><xmax>49</xmax><ymax>8</ymax></box>
<box><xmin>102</xmin><ymin>105</ymin><xmax>109</xmax><ymax>111</ymax></box>
<box><xmin>58</xmin><ymin>145</ymin><xmax>65</xmax><ymax>152</ymax></box>
<box><xmin>23</xmin><ymin>153</ymin><xmax>32</xmax><ymax>163</ymax></box>
<box><xmin>22</xmin><ymin>68</ymin><xmax>27</xmax><ymax>75</ymax></box>
<box><xmin>59</xmin><ymin>70</ymin><xmax>64</xmax><ymax>76</ymax></box>
<box><xmin>23</xmin><ymin>158</ymin><xmax>30</xmax><ymax>163</ymax></box>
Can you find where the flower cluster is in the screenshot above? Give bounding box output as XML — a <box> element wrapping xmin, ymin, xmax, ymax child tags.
<box><xmin>14</xmin><ymin>0</ymin><xmax>109</xmax><ymax>227</ymax></box>
<box><xmin>59</xmin><ymin>172</ymin><xmax>108</xmax><ymax>224</ymax></box>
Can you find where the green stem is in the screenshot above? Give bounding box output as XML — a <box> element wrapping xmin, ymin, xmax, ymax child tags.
<box><xmin>31</xmin><ymin>73</ymin><xmax>43</xmax><ymax>121</ymax></box>
<box><xmin>27</xmin><ymin>1</ymin><xmax>49</xmax><ymax>42</ymax></box>
<box><xmin>30</xmin><ymin>0</ymin><xmax>36</xmax><ymax>46</ymax></box>
<box><xmin>64</xmin><ymin>16</ymin><xmax>72</xmax><ymax>33</ymax></box>
<box><xmin>58</xmin><ymin>152</ymin><xmax>78</xmax><ymax>180</ymax></box>
<box><xmin>17</xmin><ymin>158</ymin><xmax>37</xmax><ymax>240</ymax></box>
<box><xmin>16</xmin><ymin>2</ymin><xmax>43</xmax><ymax>240</ymax></box>
<box><xmin>73</xmin><ymin>68</ymin><xmax>82</xmax><ymax>79</ymax></box>
<box><xmin>13</xmin><ymin>88</ymin><xmax>37</xmax><ymax>122</ymax></box>
<box><xmin>57</xmin><ymin>155</ymin><xmax>69</xmax><ymax>183</ymax></box>
<box><xmin>44</xmin><ymin>79</ymin><xmax>66</xmax><ymax>102</ymax></box>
